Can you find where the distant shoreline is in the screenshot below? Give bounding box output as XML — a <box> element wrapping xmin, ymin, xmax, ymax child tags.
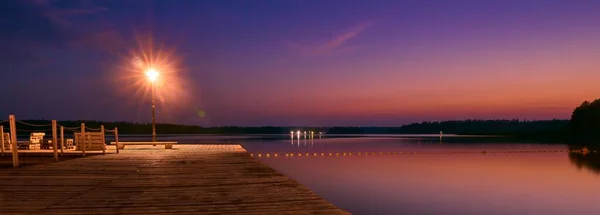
<box><xmin>5</xmin><ymin>119</ymin><xmax>575</xmax><ymax>144</ymax></box>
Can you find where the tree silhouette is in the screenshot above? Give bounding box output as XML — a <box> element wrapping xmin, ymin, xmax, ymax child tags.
<box><xmin>570</xmin><ymin>99</ymin><xmax>600</xmax><ymax>142</ymax></box>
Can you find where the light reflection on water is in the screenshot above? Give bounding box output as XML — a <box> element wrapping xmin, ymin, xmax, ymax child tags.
<box><xmin>242</xmin><ymin>137</ymin><xmax>600</xmax><ymax>215</ymax></box>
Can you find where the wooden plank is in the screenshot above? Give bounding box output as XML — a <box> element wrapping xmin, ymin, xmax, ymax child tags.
<box><xmin>60</xmin><ymin>126</ymin><xmax>64</xmax><ymax>156</ymax></box>
<box><xmin>80</xmin><ymin>124</ymin><xmax>85</xmax><ymax>157</ymax></box>
<box><xmin>111</xmin><ymin>142</ymin><xmax>178</xmax><ymax>145</ymax></box>
<box><xmin>113</xmin><ymin>142</ymin><xmax>177</xmax><ymax>150</ymax></box>
<box><xmin>101</xmin><ymin>125</ymin><xmax>106</xmax><ymax>155</ymax></box>
<box><xmin>0</xmin><ymin>125</ymin><xmax>4</xmax><ymax>155</ymax></box>
<box><xmin>9</xmin><ymin>115</ymin><xmax>18</xmax><ymax>167</ymax></box>
<box><xmin>0</xmin><ymin>144</ymin><xmax>348</xmax><ymax>215</ymax></box>
<box><xmin>114</xmin><ymin>128</ymin><xmax>119</xmax><ymax>154</ymax></box>
<box><xmin>52</xmin><ymin>120</ymin><xmax>58</xmax><ymax>161</ymax></box>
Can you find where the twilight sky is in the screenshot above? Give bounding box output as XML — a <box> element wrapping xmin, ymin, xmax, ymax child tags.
<box><xmin>1</xmin><ymin>0</ymin><xmax>600</xmax><ymax>126</ymax></box>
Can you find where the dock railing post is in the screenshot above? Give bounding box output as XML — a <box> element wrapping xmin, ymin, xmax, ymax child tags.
<box><xmin>115</xmin><ymin>127</ymin><xmax>119</xmax><ymax>154</ymax></box>
<box><xmin>81</xmin><ymin>123</ymin><xmax>86</xmax><ymax>157</ymax></box>
<box><xmin>9</xmin><ymin>115</ymin><xmax>18</xmax><ymax>168</ymax></box>
<box><xmin>1</xmin><ymin>125</ymin><xmax>4</xmax><ymax>156</ymax></box>
<box><xmin>52</xmin><ymin>120</ymin><xmax>58</xmax><ymax>162</ymax></box>
<box><xmin>101</xmin><ymin>125</ymin><xmax>106</xmax><ymax>155</ymax></box>
<box><xmin>60</xmin><ymin>126</ymin><xmax>64</xmax><ymax>156</ymax></box>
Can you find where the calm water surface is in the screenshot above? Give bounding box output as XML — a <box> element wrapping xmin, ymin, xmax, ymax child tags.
<box><xmin>238</xmin><ymin>136</ymin><xmax>600</xmax><ymax>215</ymax></box>
<box><xmin>109</xmin><ymin>135</ymin><xmax>600</xmax><ymax>214</ymax></box>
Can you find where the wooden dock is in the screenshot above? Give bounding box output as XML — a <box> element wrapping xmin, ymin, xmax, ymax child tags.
<box><xmin>0</xmin><ymin>145</ymin><xmax>349</xmax><ymax>215</ymax></box>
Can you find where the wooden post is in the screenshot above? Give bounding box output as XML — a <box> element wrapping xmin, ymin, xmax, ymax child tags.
<box><xmin>115</xmin><ymin>127</ymin><xmax>119</xmax><ymax>154</ymax></box>
<box><xmin>9</xmin><ymin>115</ymin><xmax>18</xmax><ymax>168</ymax></box>
<box><xmin>81</xmin><ymin>123</ymin><xmax>86</xmax><ymax>157</ymax></box>
<box><xmin>52</xmin><ymin>120</ymin><xmax>58</xmax><ymax>162</ymax></box>
<box><xmin>100</xmin><ymin>125</ymin><xmax>106</xmax><ymax>155</ymax></box>
<box><xmin>1</xmin><ymin>125</ymin><xmax>4</xmax><ymax>156</ymax></box>
<box><xmin>60</xmin><ymin>126</ymin><xmax>64</xmax><ymax>156</ymax></box>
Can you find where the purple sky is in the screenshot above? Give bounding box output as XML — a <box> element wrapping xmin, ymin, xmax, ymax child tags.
<box><xmin>1</xmin><ymin>0</ymin><xmax>600</xmax><ymax>126</ymax></box>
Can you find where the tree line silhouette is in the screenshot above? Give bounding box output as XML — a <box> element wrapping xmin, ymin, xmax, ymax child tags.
<box><xmin>6</xmin><ymin>119</ymin><xmax>569</xmax><ymax>137</ymax></box>
<box><xmin>3</xmin><ymin>98</ymin><xmax>598</xmax><ymax>146</ymax></box>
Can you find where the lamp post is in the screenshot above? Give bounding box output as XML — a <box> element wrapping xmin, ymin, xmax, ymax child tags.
<box><xmin>146</xmin><ymin>68</ymin><xmax>159</xmax><ymax>142</ymax></box>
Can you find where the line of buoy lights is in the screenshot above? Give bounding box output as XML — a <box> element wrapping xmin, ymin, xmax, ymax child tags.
<box><xmin>290</xmin><ymin>130</ymin><xmax>323</xmax><ymax>140</ymax></box>
<box><xmin>250</xmin><ymin>149</ymin><xmax>597</xmax><ymax>158</ymax></box>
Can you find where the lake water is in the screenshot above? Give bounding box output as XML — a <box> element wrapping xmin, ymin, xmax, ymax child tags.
<box><xmin>239</xmin><ymin>136</ymin><xmax>600</xmax><ymax>215</ymax></box>
<box><xmin>118</xmin><ymin>135</ymin><xmax>600</xmax><ymax>214</ymax></box>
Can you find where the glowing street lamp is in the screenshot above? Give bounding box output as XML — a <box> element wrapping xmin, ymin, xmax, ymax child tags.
<box><xmin>146</xmin><ymin>68</ymin><xmax>159</xmax><ymax>82</ymax></box>
<box><xmin>146</xmin><ymin>68</ymin><xmax>159</xmax><ymax>142</ymax></box>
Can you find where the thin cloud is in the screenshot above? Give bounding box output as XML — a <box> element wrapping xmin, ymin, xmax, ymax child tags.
<box><xmin>327</xmin><ymin>21</ymin><xmax>373</xmax><ymax>50</ymax></box>
<box><xmin>69</xmin><ymin>29</ymin><xmax>127</xmax><ymax>53</ymax></box>
<box><xmin>0</xmin><ymin>0</ymin><xmax>130</xmax><ymax>68</ymax></box>
<box><xmin>44</xmin><ymin>7</ymin><xmax>108</xmax><ymax>27</ymax></box>
<box><xmin>288</xmin><ymin>21</ymin><xmax>375</xmax><ymax>56</ymax></box>
<box><xmin>31</xmin><ymin>0</ymin><xmax>109</xmax><ymax>28</ymax></box>
<box><xmin>3</xmin><ymin>0</ymin><xmax>126</xmax><ymax>55</ymax></box>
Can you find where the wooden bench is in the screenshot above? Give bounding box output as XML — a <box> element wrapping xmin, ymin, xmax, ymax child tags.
<box><xmin>17</xmin><ymin>141</ymin><xmax>38</xmax><ymax>150</ymax></box>
<box><xmin>1</xmin><ymin>133</ymin><xmax>10</xmax><ymax>151</ymax></box>
<box><xmin>74</xmin><ymin>132</ymin><xmax>105</xmax><ymax>151</ymax></box>
<box><xmin>41</xmin><ymin>139</ymin><xmax>53</xmax><ymax>149</ymax></box>
<box><xmin>110</xmin><ymin>142</ymin><xmax>177</xmax><ymax>150</ymax></box>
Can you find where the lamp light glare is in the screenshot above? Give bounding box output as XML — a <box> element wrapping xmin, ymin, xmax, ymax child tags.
<box><xmin>145</xmin><ymin>68</ymin><xmax>159</xmax><ymax>82</ymax></box>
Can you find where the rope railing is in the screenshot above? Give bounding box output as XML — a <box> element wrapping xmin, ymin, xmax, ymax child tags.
<box><xmin>56</xmin><ymin>124</ymin><xmax>79</xmax><ymax>128</ymax></box>
<box><xmin>15</xmin><ymin>120</ymin><xmax>53</xmax><ymax>127</ymax></box>
<box><xmin>0</xmin><ymin>120</ymin><xmax>8</xmax><ymax>124</ymax></box>
<box><xmin>11</xmin><ymin>122</ymin><xmax>112</xmax><ymax>132</ymax></box>
<box><xmin>64</xmin><ymin>129</ymin><xmax>81</xmax><ymax>133</ymax></box>
<box><xmin>85</xmin><ymin>127</ymin><xmax>102</xmax><ymax>131</ymax></box>
<box><xmin>57</xmin><ymin>127</ymin><xmax>105</xmax><ymax>132</ymax></box>
<box><xmin>60</xmin><ymin>126</ymin><xmax>81</xmax><ymax>130</ymax></box>
<box><xmin>64</xmin><ymin>127</ymin><xmax>84</xmax><ymax>132</ymax></box>
<box><xmin>15</xmin><ymin>128</ymin><xmax>54</xmax><ymax>132</ymax></box>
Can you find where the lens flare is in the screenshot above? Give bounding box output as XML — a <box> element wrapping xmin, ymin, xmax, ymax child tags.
<box><xmin>114</xmin><ymin>35</ymin><xmax>198</xmax><ymax>121</ymax></box>
<box><xmin>145</xmin><ymin>68</ymin><xmax>159</xmax><ymax>82</ymax></box>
